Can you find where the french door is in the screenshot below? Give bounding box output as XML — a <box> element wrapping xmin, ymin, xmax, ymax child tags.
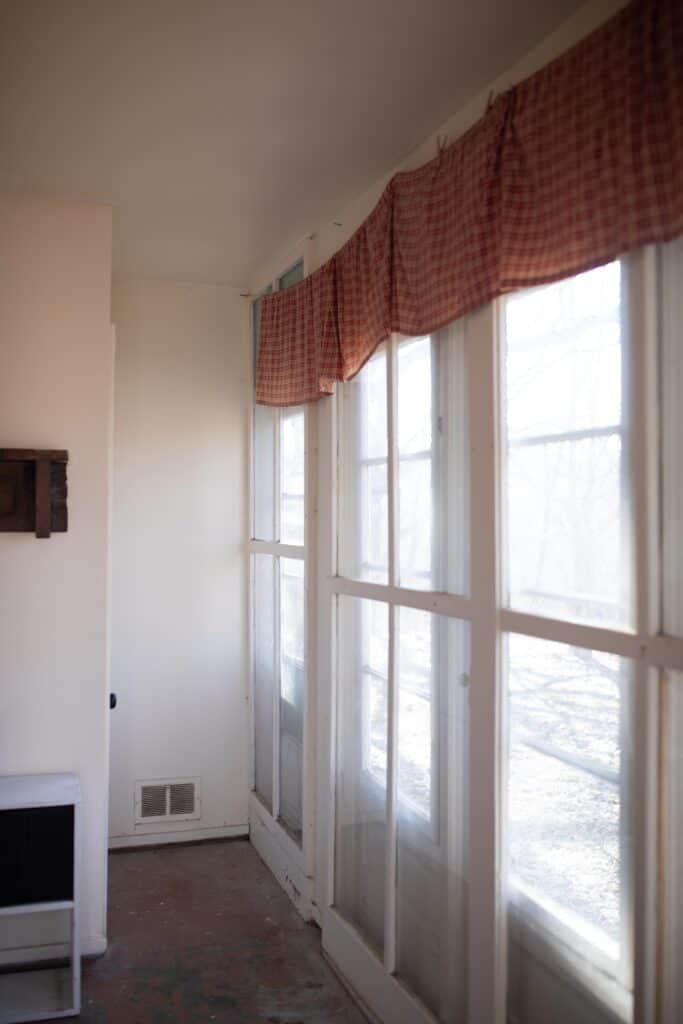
<box><xmin>249</xmin><ymin>257</ymin><xmax>318</xmax><ymax>914</ymax></box>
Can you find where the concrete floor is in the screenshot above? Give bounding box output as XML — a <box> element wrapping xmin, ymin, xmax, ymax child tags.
<box><xmin>80</xmin><ymin>838</ymin><xmax>368</xmax><ymax>1024</ymax></box>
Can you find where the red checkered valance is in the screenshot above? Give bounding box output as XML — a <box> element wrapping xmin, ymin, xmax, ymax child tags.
<box><xmin>256</xmin><ymin>0</ymin><xmax>683</xmax><ymax>407</ymax></box>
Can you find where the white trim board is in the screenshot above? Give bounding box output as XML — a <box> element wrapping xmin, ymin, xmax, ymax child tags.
<box><xmin>108</xmin><ymin>824</ymin><xmax>247</xmax><ymax>850</ymax></box>
<box><xmin>249</xmin><ymin>795</ymin><xmax>315</xmax><ymax>922</ymax></box>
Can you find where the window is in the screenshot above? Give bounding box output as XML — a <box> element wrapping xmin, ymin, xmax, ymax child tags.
<box><xmin>334</xmin><ymin>325</ymin><xmax>470</xmax><ymax>1019</ymax></box>
<box><xmin>501</xmin><ymin>263</ymin><xmax>635</xmax><ymax>1009</ymax></box>
<box><xmin>255</xmin><ymin>241</ymin><xmax>682</xmax><ymax>1024</ymax></box>
<box><xmin>659</xmin><ymin>237</ymin><xmax>683</xmax><ymax>1024</ymax></box>
<box><xmin>506</xmin><ymin>634</ymin><xmax>629</xmax><ymax>963</ymax></box>
<box><xmin>503</xmin><ymin>262</ymin><xmax>631</xmax><ymax>628</ymax></box>
<box><xmin>397</xmin><ymin>336</ymin><xmax>435</xmax><ymax>591</ymax></box>
<box><xmin>250</xmin><ymin>259</ymin><xmax>306</xmax><ymax>843</ymax></box>
<box><xmin>339</xmin><ymin>345</ymin><xmax>389</xmax><ymax>583</ymax></box>
<box><xmin>339</xmin><ymin>326</ymin><xmax>468</xmax><ymax>593</ymax></box>
<box><xmin>280</xmin><ymin>409</ymin><xmax>305</xmax><ymax>546</ymax></box>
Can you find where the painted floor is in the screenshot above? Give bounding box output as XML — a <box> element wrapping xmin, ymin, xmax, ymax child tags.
<box><xmin>80</xmin><ymin>838</ymin><xmax>368</xmax><ymax>1024</ymax></box>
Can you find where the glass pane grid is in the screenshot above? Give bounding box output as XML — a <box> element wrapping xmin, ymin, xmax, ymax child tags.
<box><xmin>505</xmin><ymin>632</ymin><xmax>628</xmax><ymax>975</ymax></box>
<box><xmin>502</xmin><ymin>261</ymin><xmax>632</xmax><ymax>630</ymax></box>
<box><xmin>500</xmin><ymin>263</ymin><xmax>637</xmax><ymax>1018</ymax></box>
<box><xmin>339</xmin><ymin>327</ymin><xmax>469</xmax><ymax>596</ymax></box>
<box><xmin>280</xmin><ymin>409</ymin><xmax>305</xmax><ymax>546</ymax></box>
<box><xmin>336</xmin><ymin>594</ymin><xmax>470</xmax><ymax>1019</ymax></box>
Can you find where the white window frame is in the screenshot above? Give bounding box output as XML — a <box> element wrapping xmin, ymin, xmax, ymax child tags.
<box><xmin>314</xmin><ymin>246</ymin><xmax>679</xmax><ymax>1024</ymax></box>
<box><xmin>500</xmin><ymin>259</ymin><xmax>635</xmax><ymax>996</ymax></box>
<box><xmin>249</xmin><ymin>253</ymin><xmax>318</xmax><ymax>905</ymax></box>
<box><xmin>345</xmin><ymin>335</ymin><xmax>456</xmax><ymax>835</ymax></box>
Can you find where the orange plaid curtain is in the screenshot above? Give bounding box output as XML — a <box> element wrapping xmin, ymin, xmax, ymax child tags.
<box><xmin>257</xmin><ymin>0</ymin><xmax>683</xmax><ymax>407</ymax></box>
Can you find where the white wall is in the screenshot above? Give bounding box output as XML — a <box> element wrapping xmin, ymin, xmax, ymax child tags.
<box><xmin>108</xmin><ymin>276</ymin><xmax>250</xmax><ymax>847</ymax></box>
<box><xmin>0</xmin><ymin>193</ymin><xmax>114</xmax><ymax>961</ymax></box>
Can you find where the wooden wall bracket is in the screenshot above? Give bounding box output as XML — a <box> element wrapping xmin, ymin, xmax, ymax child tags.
<box><xmin>0</xmin><ymin>449</ymin><xmax>68</xmax><ymax>538</ymax></box>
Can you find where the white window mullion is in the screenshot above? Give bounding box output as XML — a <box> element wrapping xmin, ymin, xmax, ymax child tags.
<box><xmin>628</xmin><ymin>246</ymin><xmax>660</xmax><ymax>1024</ymax></box>
<box><xmin>250</xmin><ymin>539</ymin><xmax>304</xmax><ymax>559</ymax></box>
<box><xmin>272</xmin><ymin>553</ymin><xmax>281</xmax><ymax>822</ymax></box>
<box><xmin>499</xmin><ymin>609</ymin><xmax>640</xmax><ymax>660</ymax></box>
<box><xmin>383</xmin><ymin>602</ymin><xmax>399</xmax><ymax>973</ymax></box>
<box><xmin>383</xmin><ymin>335</ymin><xmax>399</xmax><ymax>973</ymax></box>
<box><xmin>275</xmin><ymin>407</ymin><xmax>282</xmax><ymax>543</ymax></box>
<box><xmin>248</xmin><ymin>552</ymin><xmax>256</xmax><ymax>792</ymax></box>
<box><xmin>388</xmin><ymin>336</ymin><xmax>399</xmax><ymax>588</ymax></box>
<box><xmin>658</xmin><ymin>236</ymin><xmax>683</xmax><ymax>1024</ymax></box>
<box><xmin>271</xmin><ymin>400</ymin><xmax>282</xmax><ymax>822</ymax></box>
<box><xmin>317</xmin><ymin>392</ymin><xmax>338</xmax><ymax>915</ymax></box>
<box><xmin>468</xmin><ymin>301</ymin><xmax>505</xmax><ymax>1024</ymax></box>
<box><xmin>302</xmin><ymin>405</ymin><xmax>316</xmax><ymax>878</ymax></box>
<box><xmin>331</xmin><ymin>575</ymin><xmax>471</xmax><ymax>620</ymax></box>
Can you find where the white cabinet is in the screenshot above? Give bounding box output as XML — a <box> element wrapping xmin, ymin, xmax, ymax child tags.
<box><xmin>0</xmin><ymin>774</ymin><xmax>81</xmax><ymax>1022</ymax></box>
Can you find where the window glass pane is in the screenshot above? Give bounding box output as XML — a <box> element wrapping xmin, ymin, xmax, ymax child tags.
<box><xmin>397</xmin><ymin>325</ymin><xmax>469</xmax><ymax>594</ymax></box>
<box><xmin>503</xmin><ymin>262</ymin><xmax>632</xmax><ymax>628</ymax></box>
<box><xmin>661</xmin><ymin>238</ymin><xmax>683</xmax><ymax>637</ymax></box>
<box><xmin>252</xmin><ymin>288</ymin><xmax>276</xmax><ymax>541</ymax></box>
<box><xmin>398</xmin><ymin>335</ymin><xmax>433</xmax><ymax>591</ymax></box>
<box><xmin>339</xmin><ymin>348</ymin><xmax>388</xmax><ymax>584</ymax></box>
<box><xmin>397</xmin><ymin>607</ymin><xmax>433</xmax><ymax>816</ymax></box>
<box><xmin>661</xmin><ymin>670</ymin><xmax>683</xmax><ymax>1022</ymax></box>
<box><xmin>253</xmin><ymin>405</ymin><xmax>277</xmax><ymax>541</ymax></box>
<box><xmin>336</xmin><ymin>596</ymin><xmax>388</xmax><ymax>954</ymax></box>
<box><xmin>278</xmin><ymin>259</ymin><xmax>304</xmax><ymax>291</ymax></box>
<box><xmin>396</xmin><ymin>613</ymin><xmax>469</xmax><ymax>1021</ymax></box>
<box><xmin>252</xmin><ymin>554</ymin><xmax>275</xmax><ymax>811</ymax></box>
<box><xmin>252</xmin><ymin>286</ymin><xmax>272</xmax><ymax>377</ymax></box>
<box><xmin>279</xmin><ymin>558</ymin><xmax>304</xmax><ymax>840</ymax></box>
<box><xmin>399</xmin><ymin>457</ymin><xmax>432</xmax><ymax>590</ymax></box>
<box><xmin>506</xmin><ymin>633</ymin><xmax>629</xmax><ymax>965</ymax></box>
<box><xmin>280</xmin><ymin>559</ymin><xmax>304</xmax><ymax>704</ymax></box>
<box><xmin>398</xmin><ymin>336</ymin><xmax>432</xmax><ymax>455</ymax></box>
<box><xmin>280</xmin><ymin>408</ymin><xmax>305</xmax><ymax>545</ymax></box>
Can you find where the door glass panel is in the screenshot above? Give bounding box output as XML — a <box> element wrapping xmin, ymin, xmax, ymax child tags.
<box><xmin>396</xmin><ymin>610</ymin><xmax>469</xmax><ymax>1020</ymax></box>
<box><xmin>253</xmin><ymin>554</ymin><xmax>276</xmax><ymax>811</ymax></box>
<box><xmin>503</xmin><ymin>262</ymin><xmax>632</xmax><ymax>628</ymax></box>
<box><xmin>280</xmin><ymin>409</ymin><xmax>305</xmax><ymax>545</ymax></box>
<box><xmin>279</xmin><ymin>558</ymin><xmax>304</xmax><ymax>840</ymax></box>
<box><xmin>335</xmin><ymin>596</ymin><xmax>388</xmax><ymax>954</ymax></box>
<box><xmin>339</xmin><ymin>349</ymin><xmax>388</xmax><ymax>584</ymax></box>
<box><xmin>506</xmin><ymin>633</ymin><xmax>630</xmax><ymax>965</ymax></box>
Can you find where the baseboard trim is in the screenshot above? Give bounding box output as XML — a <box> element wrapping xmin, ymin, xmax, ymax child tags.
<box><xmin>108</xmin><ymin>823</ymin><xmax>248</xmax><ymax>850</ymax></box>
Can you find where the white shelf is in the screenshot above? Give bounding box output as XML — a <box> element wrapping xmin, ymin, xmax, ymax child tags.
<box><xmin>0</xmin><ymin>774</ymin><xmax>80</xmax><ymax>811</ymax></box>
<box><xmin>0</xmin><ymin>772</ymin><xmax>81</xmax><ymax>1022</ymax></box>
<box><xmin>0</xmin><ymin>966</ymin><xmax>75</xmax><ymax>1024</ymax></box>
<box><xmin>0</xmin><ymin>900</ymin><xmax>74</xmax><ymax>918</ymax></box>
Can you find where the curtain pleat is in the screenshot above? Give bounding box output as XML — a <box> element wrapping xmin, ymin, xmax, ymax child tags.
<box><xmin>257</xmin><ymin>0</ymin><xmax>683</xmax><ymax>407</ymax></box>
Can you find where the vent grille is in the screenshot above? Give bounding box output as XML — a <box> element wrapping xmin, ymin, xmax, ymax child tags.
<box><xmin>169</xmin><ymin>782</ymin><xmax>195</xmax><ymax>816</ymax></box>
<box><xmin>140</xmin><ymin>784</ymin><xmax>167</xmax><ymax>818</ymax></box>
<box><xmin>135</xmin><ymin>778</ymin><xmax>200</xmax><ymax>824</ymax></box>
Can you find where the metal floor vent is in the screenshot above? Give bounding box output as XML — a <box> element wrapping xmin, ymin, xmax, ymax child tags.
<box><xmin>135</xmin><ymin>778</ymin><xmax>200</xmax><ymax>824</ymax></box>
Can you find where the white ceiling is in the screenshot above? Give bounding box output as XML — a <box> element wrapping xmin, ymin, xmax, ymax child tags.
<box><xmin>0</xmin><ymin>0</ymin><xmax>583</xmax><ymax>286</ymax></box>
